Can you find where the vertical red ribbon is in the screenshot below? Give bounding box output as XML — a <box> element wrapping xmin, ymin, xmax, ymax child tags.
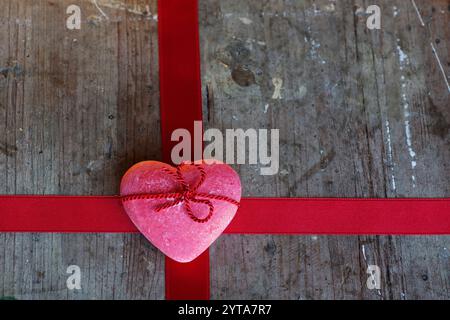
<box><xmin>158</xmin><ymin>0</ymin><xmax>210</xmax><ymax>300</ymax></box>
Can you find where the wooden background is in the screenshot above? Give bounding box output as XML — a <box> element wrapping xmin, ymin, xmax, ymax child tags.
<box><xmin>0</xmin><ymin>0</ymin><xmax>448</xmax><ymax>299</ymax></box>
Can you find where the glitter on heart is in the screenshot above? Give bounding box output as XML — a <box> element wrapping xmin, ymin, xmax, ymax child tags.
<box><xmin>120</xmin><ymin>160</ymin><xmax>241</xmax><ymax>262</ymax></box>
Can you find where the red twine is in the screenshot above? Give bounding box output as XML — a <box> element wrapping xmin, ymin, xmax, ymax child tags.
<box><xmin>121</xmin><ymin>163</ymin><xmax>240</xmax><ymax>223</ymax></box>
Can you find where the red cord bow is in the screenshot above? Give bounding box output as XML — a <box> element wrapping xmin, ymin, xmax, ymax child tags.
<box><xmin>121</xmin><ymin>163</ymin><xmax>240</xmax><ymax>223</ymax></box>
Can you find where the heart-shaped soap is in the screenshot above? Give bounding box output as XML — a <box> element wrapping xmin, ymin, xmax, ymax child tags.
<box><xmin>120</xmin><ymin>160</ymin><xmax>241</xmax><ymax>262</ymax></box>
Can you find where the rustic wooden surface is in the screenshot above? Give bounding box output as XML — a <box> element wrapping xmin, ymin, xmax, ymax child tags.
<box><xmin>0</xmin><ymin>0</ymin><xmax>449</xmax><ymax>299</ymax></box>
<box><xmin>0</xmin><ymin>0</ymin><xmax>165</xmax><ymax>299</ymax></box>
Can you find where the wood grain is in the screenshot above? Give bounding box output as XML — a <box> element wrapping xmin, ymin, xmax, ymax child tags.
<box><xmin>200</xmin><ymin>0</ymin><xmax>449</xmax><ymax>299</ymax></box>
<box><xmin>0</xmin><ymin>0</ymin><xmax>164</xmax><ymax>299</ymax></box>
<box><xmin>0</xmin><ymin>0</ymin><xmax>448</xmax><ymax>299</ymax></box>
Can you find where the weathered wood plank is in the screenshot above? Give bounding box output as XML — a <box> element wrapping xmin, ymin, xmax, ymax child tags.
<box><xmin>200</xmin><ymin>0</ymin><xmax>449</xmax><ymax>299</ymax></box>
<box><xmin>0</xmin><ymin>0</ymin><xmax>164</xmax><ymax>299</ymax></box>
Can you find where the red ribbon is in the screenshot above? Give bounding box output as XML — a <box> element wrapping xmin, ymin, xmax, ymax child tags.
<box><xmin>158</xmin><ymin>0</ymin><xmax>210</xmax><ymax>299</ymax></box>
<box><xmin>1</xmin><ymin>196</ymin><xmax>449</xmax><ymax>234</ymax></box>
<box><xmin>0</xmin><ymin>0</ymin><xmax>449</xmax><ymax>300</ymax></box>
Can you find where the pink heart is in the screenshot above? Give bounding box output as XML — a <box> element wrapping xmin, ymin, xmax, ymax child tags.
<box><xmin>120</xmin><ymin>160</ymin><xmax>241</xmax><ymax>262</ymax></box>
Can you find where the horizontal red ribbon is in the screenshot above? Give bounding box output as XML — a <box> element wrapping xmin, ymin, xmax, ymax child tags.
<box><xmin>1</xmin><ymin>195</ymin><xmax>449</xmax><ymax>235</ymax></box>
